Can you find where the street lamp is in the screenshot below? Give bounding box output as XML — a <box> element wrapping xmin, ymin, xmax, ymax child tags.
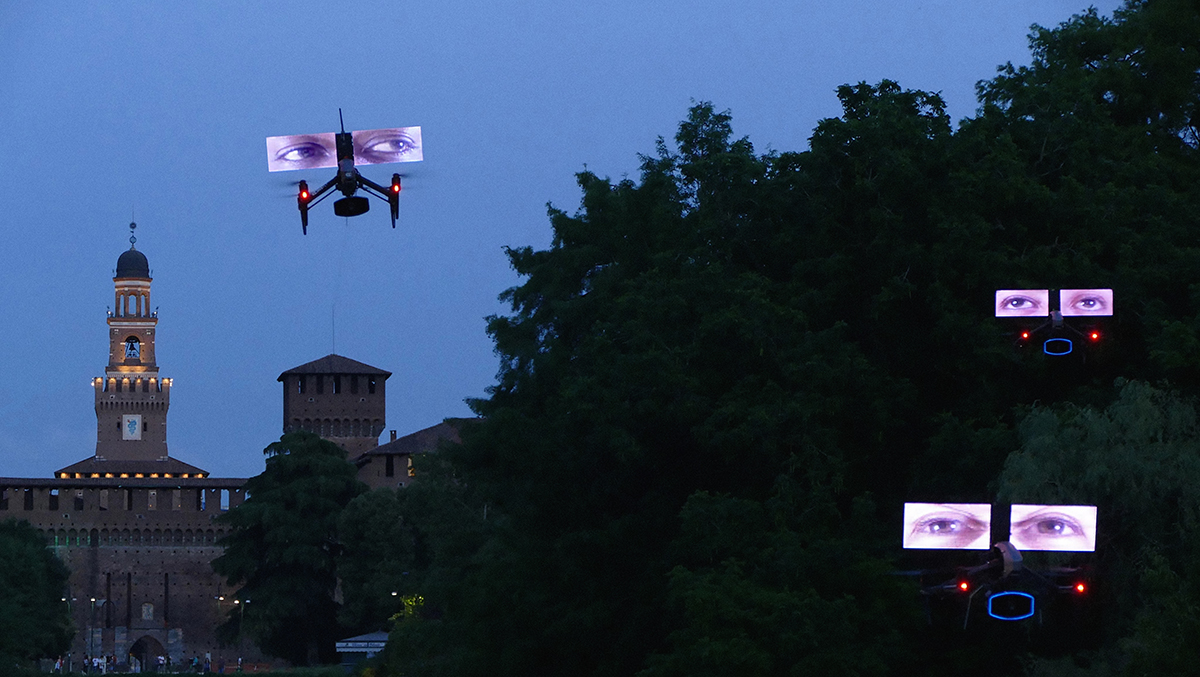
<box><xmin>234</xmin><ymin>599</ymin><xmax>250</xmax><ymax>667</ymax></box>
<box><xmin>89</xmin><ymin>598</ymin><xmax>97</xmax><ymax>661</ymax></box>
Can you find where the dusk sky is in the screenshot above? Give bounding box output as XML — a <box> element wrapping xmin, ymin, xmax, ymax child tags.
<box><xmin>0</xmin><ymin>1</ymin><xmax>1123</xmax><ymax>480</ymax></box>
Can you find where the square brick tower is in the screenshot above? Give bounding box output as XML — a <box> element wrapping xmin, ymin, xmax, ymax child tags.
<box><xmin>278</xmin><ymin>354</ymin><xmax>391</xmax><ymax>455</ymax></box>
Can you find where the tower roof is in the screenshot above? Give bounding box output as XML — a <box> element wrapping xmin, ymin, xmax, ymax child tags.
<box><xmin>54</xmin><ymin>456</ymin><xmax>208</xmax><ymax>479</ymax></box>
<box><xmin>116</xmin><ymin>247</ymin><xmax>150</xmax><ymax>278</ymax></box>
<box><xmin>277</xmin><ymin>354</ymin><xmax>392</xmax><ymax>381</ymax></box>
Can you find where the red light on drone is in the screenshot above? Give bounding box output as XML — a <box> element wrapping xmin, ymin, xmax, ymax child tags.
<box><xmin>1020</xmin><ymin>331</ymin><xmax>1030</xmax><ymax>340</ymax></box>
<box><xmin>1089</xmin><ymin>331</ymin><xmax>1100</xmax><ymax>342</ymax></box>
<box><xmin>958</xmin><ymin>581</ymin><xmax>970</xmax><ymax>592</ymax></box>
<box><xmin>1075</xmin><ymin>582</ymin><xmax>1086</xmax><ymax>593</ymax></box>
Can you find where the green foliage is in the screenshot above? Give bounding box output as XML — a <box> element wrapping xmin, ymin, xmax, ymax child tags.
<box><xmin>337</xmin><ymin>488</ymin><xmax>415</xmax><ymax>633</ymax></box>
<box><xmin>997</xmin><ymin>381</ymin><xmax>1200</xmax><ymax>665</ymax></box>
<box><xmin>363</xmin><ymin>1</ymin><xmax>1200</xmax><ymax>675</ymax></box>
<box><xmin>0</xmin><ymin>519</ymin><xmax>73</xmax><ymax>666</ymax></box>
<box><xmin>640</xmin><ymin>489</ymin><xmax>915</xmax><ymax>677</ymax></box>
<box><xmin>213</xmin><ymin>431</ymin><xmax>366</xmax><ymax>665</ymax></box>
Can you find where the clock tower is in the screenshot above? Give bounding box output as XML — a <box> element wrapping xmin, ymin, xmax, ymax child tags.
<box><xmin>92</xmin><ymin>226</ymin><xmax>172</xmax><ymax>462</ymax></box>
<box><xmin>56</xmin><ymin>226</ymin><xmax>206</xmax><ymax>478</ymax></box>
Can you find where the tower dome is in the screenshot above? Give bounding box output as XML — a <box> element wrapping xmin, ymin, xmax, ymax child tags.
<box><xmin>116</xmin><ymin>247</ymin><xmax>150</xmax><ymax>278</ymax></box>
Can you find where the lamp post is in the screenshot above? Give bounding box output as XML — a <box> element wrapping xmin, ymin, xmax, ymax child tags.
<box><xmin>62</xmin><ymin>596</ymin><xmax>76</xmax><ymax>672</ymax></box>
<box><xmin>234</xmin><ymin>598</ymin><xmax>250</xmax><ymax>666</ymax></box>
<box><xmin>88</xmin><ymin>597</ymin><xmax>97</xmax><ymax>665</ymax></box>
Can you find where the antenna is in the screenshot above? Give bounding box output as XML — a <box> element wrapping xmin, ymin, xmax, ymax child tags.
<box><xmin>339</xmin><ymin>108</ymin><xmax>345</xmax><ymax>133</ymax></box>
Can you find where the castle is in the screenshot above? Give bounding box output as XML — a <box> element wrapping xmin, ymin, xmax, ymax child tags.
<box><xmin>0</xmin><ymin>236</ymin><xmax>460</xmax><ymax>668</ymax></box>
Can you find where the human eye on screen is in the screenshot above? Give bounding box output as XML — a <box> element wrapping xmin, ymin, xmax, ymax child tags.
<box><xmin>1062</xmin><ymin>290</ymin><xmax>1110</xmax><ymax>315</ymax></box>
<box><xmin>357</xmin><ymin>132</ymin><xmax>419</xmax><ymax>163</ymax></box>
<box><xmin>999</xmin><ymin>295</ymin><xmax>1041</xmax><ymax>313</ymax></box>
<box><xmin>276</xmin><ymin>142</ymin><xmax>331</xmax><ymax>165</ymax></box>
<box><xmin>906</xmin><ymin>507</ymin><xmax>989</xmax><ymax>549</ymax></box>
<box><xmin>1009</xmin><ymin>506</ymin><xmax>1094</xmax><ymax>551</ymax></box>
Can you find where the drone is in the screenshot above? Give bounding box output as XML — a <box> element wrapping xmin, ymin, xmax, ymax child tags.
<box><xmin>901</xmin><ymin>502</ymin><xmax>1096</xmax><ymax>628</ymax></box>
<box><xmin>917</xmin><ymin>542</ymin><xmax>1089</xmax><ymax>628</ymax></box>
<box><xmin>995</xmin><ymin>288</ymin><xmax>1113</xmax><ymax>356</ymax></box>
<box><xmin>266</xmin><ymin>111</ymin><xmax>423</xmax><ymax>234</ymax></box>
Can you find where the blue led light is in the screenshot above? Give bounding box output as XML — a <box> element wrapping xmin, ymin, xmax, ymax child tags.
<box><xmin>1043</xmin><ymin>338</ymin><xmax>1073</xmax><ymax>356</ymax></box>
<box><xmin>987</xmin><ymin>591</ymin><xmax>1035</xmax><ymax>621</ymax></box>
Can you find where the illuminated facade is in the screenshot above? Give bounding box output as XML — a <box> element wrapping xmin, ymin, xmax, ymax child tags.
<box><xmin>0</xmin><ymin>239</ymin><xmax>251</xmax><ymax>669</ymax></box>
<box><xmin>0</xmin><ymin>237</ymin><xmax>461</xmax><ymax>669</ymax></box>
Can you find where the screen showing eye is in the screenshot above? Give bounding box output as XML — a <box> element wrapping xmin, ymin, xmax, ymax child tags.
<box><xmin>1008</xmin><ymin>504</ymin><xmax>1097</xmax><ymax>552</ymax></box>
<box><xmin>1059</xmin><ymin>289</ymin><xmax>1113</xmax><ymax>317</ymax></box>
<box><xmin>995</xmin><ymin>290</ymin><xmax>1050</xmax><ymax>317</ymax></box>
<box><xmin>266</xmin><ymin>127</ymin><xmax>423</xmax><ymax>172</ymax></box>
<box><xmin>903</xmin><ymin>503</ymin><xmax>992</xmax><ymax>550</ymax></box>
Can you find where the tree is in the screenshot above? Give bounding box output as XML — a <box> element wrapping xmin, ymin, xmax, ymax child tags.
<box><xmin>0</xmin><ymin>519</ymin><xmax>72</xmax><ymax>667</ymax></box>
<box><xmin>212</xmin><ymin>431</ymin><xmax>366</xmax><ymax>665</ymax></box>
<box><xmin>997</xmin><ymin>380</ymin><xmax>1200</xmax><ymax>667</ymax></box>
<box><xmin>374</xmin><ymin>2</ymin><xmax>1200</xmax><ymax>674</ymax></box>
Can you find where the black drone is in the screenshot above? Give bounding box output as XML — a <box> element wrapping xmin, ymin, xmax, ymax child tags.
<box><xmin>267</xmin><ymin>111</ymin><xmax>422</xmax><ymax>234</ymax></box>
<box><xmin>917</xmin><ymin>542</ymin><xmax>1089</xmax><ymax>628</ymax></box>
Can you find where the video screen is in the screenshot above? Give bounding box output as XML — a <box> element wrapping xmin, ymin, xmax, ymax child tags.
<box><xmin>995</xmin><ymin>289</ymin><xmax>1050</xmax><ymax>317</ymax></box>
<box><xmin>1059</xmin><ymin>289</ymin><xmax>1113</xmax><ymax>317</ymax></box>
<box><xmin>266</xmin><ymin>126</ymin><xmax>423</xmax><ymax>172</ymax></box>
<box><xmin>903</xmin><ymin>503</ymin><xmax>992</xmax><ymax>550</ymax></box>
<box><xmin>1008</xmin><ymin>504</ymin><xmax>1097</xmax><ymax>552</ymax></box>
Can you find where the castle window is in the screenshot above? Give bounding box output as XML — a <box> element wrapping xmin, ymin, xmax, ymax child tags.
<box><xmin>142</xmin><ymin>379</ymin><xmax>149</xmax><ymax>393</ymax></box>
<box><xmin>351</xmin><ymin>375</ymin><xmax>359</xmax><ymax>394</ymax></box>
<box><xmin>298</xmin><ymin>376</ymin><xmax>306</xmax><ymax>394</ymax></box>
<box><xmin>23</xmin><ymin>489</ymin><xmax>33</xmax><ymax>511</ymax></box>
<box><xmin>156</xmin><ymin>378</ymin><xmax>162</xmax><ymax>393</ymax></box>
<box><xmin>74</xmin><ymin>491</ymin><xmax>84</xmax><ymax>511</ymax></box>
<box><xmin>49</xmin><ymin>489</ymin><xmax>59</xmax><ymax>511</ymax></box>
<box><xmin>172</xmin><ymin>490</ymin><xmax>182</xmax><ymax>511</ymax></box>
<box><xmin>197</xmin><ymin>489</ymin><xmax>205</xmax><ymax>511</ymax></box>
<box><xmin>368</xmin><ymin>377</ymin><xmax>377</xmax><ymax>394</ymax></box>
<box><xmin>385</xmin><ymin>455</ymin><xmax>395</xmax><ymax>477</ymax></box>
<box><xmin>334</xmin><ymin>375</ymin><xmax>342</xmax><ymax>394</ymax></box>
<box><xmin>316</xmin><ymin>376</ymin><xmax>324</xmax><ymax>394</ymax></box>
<box><xmin>408</xmin><ymin>457</ymin><xmax>416</xmax><ymax>478</ymax></box>
<box><xmin>115</xmin><ymin>378</ymin><xmax>122</xmax><ymax>393</ymax></box>
<box><xmin>0</xmin><ymin>489</ymin><xmax>7</xmax><ymax>510</ymax></box>
<box><xmin>125</xmin><ymin>489</ymin><xmax>133</xmax><ymax>510</ymax></box>
<box><xmin>99</xmin><ymin>489</ymin><xmax>109</xmax><ymax>511</ymax></box>
<box><xmin>142</xmin><ymin>603</ymin><xmax>154</xmax><ymax>621</ymax></box>
<box><xmin>220</xmin><ymin>490</ymin><xmax>230</xmax><ymax>511</ymax></box>
<box><xmin>147</xmin><ymin>490</ymin><xmax>157</xmax><ymax>510</ymax></box>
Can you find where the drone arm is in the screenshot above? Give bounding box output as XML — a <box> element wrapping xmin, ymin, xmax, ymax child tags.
<box><xmin>356</xmin><ymin>174</ymin><xmax>391</xmax><ymax>199</ymax></box>
<box><xmin>357</xmin><ymin>174</ymin><xmax>400</xmax><ymax>227</ymax></box>
<box><xmin>308</xmin><ymin>176</ymin><xmax>339</xmax><ymax>205</ymax></box>
<box><xmin>296</xmin><ymin>176</ymin><xmax>340</xmax><ymax>235</ymax></box>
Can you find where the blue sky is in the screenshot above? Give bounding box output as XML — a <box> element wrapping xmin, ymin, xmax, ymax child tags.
<box><xmin>0</xmin><ymin>1</ymin><xmax>1123</xmax><ymax>479</ymax></box>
